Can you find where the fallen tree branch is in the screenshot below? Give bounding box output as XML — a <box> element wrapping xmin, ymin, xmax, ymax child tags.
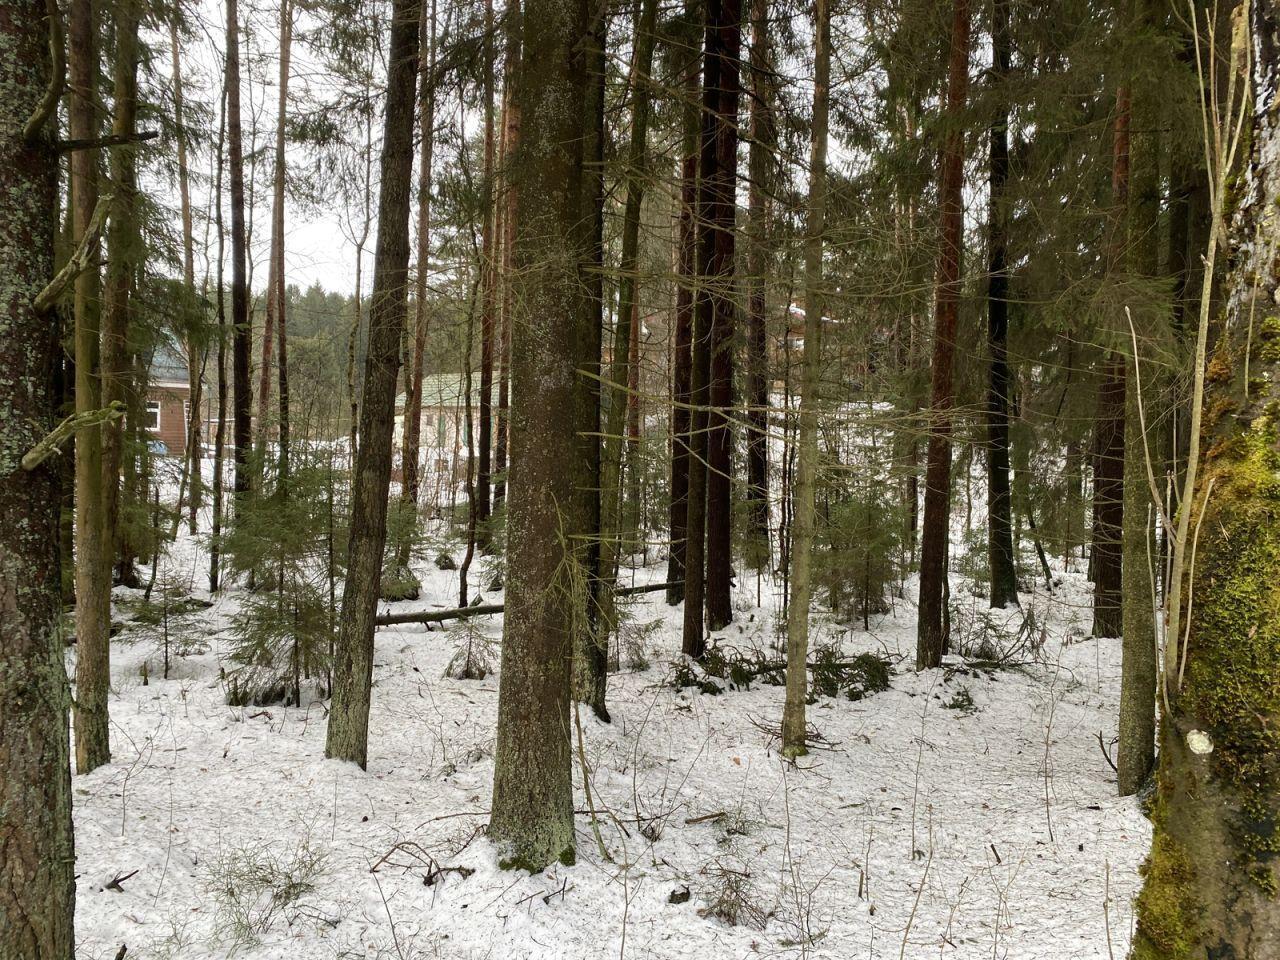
<box><xmin>57</xmin><ymin>130</ymin><xmax>161</xmax><ymax>153</ymax></box>
<box><xmin>374</xmin><ymin>580</ymin><xmax>678</xmax><ymax>627</ymax></box>
<box><xmin>24</xmin><ymin>0</ymin><xmax>65</xmax><ymax>144</ymax></box>
<box><xmin>33</xmin><ymin>193</ymin><xmax>112</xmax><ymax>314</ymax></box>
<box><xmin>22</xmin><ymin>401</ymin><xmax>126</xmax><ymax>471</ymax></box>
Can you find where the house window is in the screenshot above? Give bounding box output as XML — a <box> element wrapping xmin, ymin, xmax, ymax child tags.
<box><xmin>145</xmin><ymin>400</ymin><xmax>161</xmax><ymax>431</ymax></box>
<box><xmin>437</xmin><ymin>413</ymin><xmax>447</xmax><ymax>445</ymax></box>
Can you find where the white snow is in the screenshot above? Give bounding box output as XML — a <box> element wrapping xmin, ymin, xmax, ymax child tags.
<box><xmin>71</xmin><ymin>483</ymin><xmax>1149</xmax><ymax>960</ymax></box>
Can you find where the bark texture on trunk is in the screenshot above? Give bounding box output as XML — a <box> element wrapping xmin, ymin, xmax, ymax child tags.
<box><xmin>915</xmin><ymin>0</ymin><xmax>970</xmax><ymax>669</ymax></box>
<box><xmin>1133</xmin><ymin>8</ymin><xmax>1280</xmax><ymax>952</ymax></box>
<box><xmin>228</xmin><ymin>0</ymin><xmax>252</xmax><ymax>499</ymax></box>
<box><xmin>488</xmin><ymin>0</ymin><xmax>587</xmax><ymax>871</ymax></box>
<box><xmin>0</xmin><ymin>2</ymin><xmax>77</xmax><ymax>950</ymax></box>
<box><xmin>324</xmin><ymin>0</ymin><xmax>420</xmax><ymax>769</ymax></box>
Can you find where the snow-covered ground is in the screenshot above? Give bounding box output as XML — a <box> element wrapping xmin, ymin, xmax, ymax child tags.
<box><xmin>71</xmin><ymin>498</ymin><xmax>1148</xmax><ymax>959</ymax></box>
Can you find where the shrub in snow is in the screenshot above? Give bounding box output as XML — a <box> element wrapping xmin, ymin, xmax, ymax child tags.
<box><xmin>442</xmin><ymin>621</ymin><xmax>496</xmax><ymax>680</ymax></box>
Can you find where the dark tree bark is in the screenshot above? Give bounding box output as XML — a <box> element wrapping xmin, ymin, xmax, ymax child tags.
<box><xmin>985</xmin><ymin>0</ymin><xmax>1018</xmax><ymax>610</ymax></box>
<box><xmin>682</xmin><ymin>0</ymin><xmax>723</xmax><ymax>658</ymax></box>
<box><xmin>915</xmin><ymin>0</ymin><xmax>971</xmax><ymax>669</ymax></box>
<box><xmin>69</xmin><ymin>0</ymin><xmax>111</xmax><ymax>772</ymax></box>
<box><xmin>394</xmin><ymin>0</ymin><xmax>437</xmax><ymax>577</ymax></box>
<box><xmin>666</xmin><ymin>10</ymin><xmax>699</xmax><ymax>607</ymax></box>
<box><xmin>488</xmin><ymin>0</ymin><xmax>588</xmax><ymax>871</ymax></box>
<box><xmin>703</xmin><ymin>0</ymin><xmax>740</xmax><ymax>632</ymax></box>
<box><xmin>0</xmin><ymin>1</ymin><xmax>77</xmax><ymax>950</ymax></box>
<box><xmin>324</xmin><ymin>0</ymin><xmax>420</xmax><ymax>769</ymax></box>
<box><xmin>1092</xmin><ymin>87</ymin><xmax>1130</xmax><ymax>640</ymax></box>
<box><xmin>743</xmin><ymin>0</ymin><xmax>774</xmax><ymax>571</ymax></box>
<box><xmin>571</xmin><ymin>0</ymin><xmax>607</xmax><ymax>718</ymax></box>
<box><xmin>227</xmin><ymin>0</ymin><xmax>252</xmax><ymax>500</ymax></box>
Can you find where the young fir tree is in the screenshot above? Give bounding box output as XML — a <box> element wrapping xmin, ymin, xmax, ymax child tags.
<box><xmin>0</xmin><ymin>0</ymin><xmax>77</xmax><ymax>949</ymax></box>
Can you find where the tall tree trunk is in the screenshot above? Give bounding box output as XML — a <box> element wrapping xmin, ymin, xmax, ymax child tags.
<box><xmin>703</xmin><ymin>0</ymin><xmax>740</xmax><ymax>632</ymax></box>
<box><xmin>210</xmin><ymin>82</ymin><xmax>229</xmax><ymax>591</ymax></box>
<box><xmin>682</xmin><ymin>0</ymin><xmax>723</xmax><ymax>659</ymax></box>
<box><xmin>475</xmin><ymin>0</ymin><xmax>496</xmax><ymax>542</ymax></box>
<box><xmin>781</xmin><ymin>0</ymin><xmax>828</xmax><ymax>761</ymax></box>
<box><xmin>915</xmin><ymin>0</ymin><xmax>971</xmax><ymax>669</ymax></box>
<box><xmin>273</xmin><ymin>0</ymin><xmax>292</xmax><ymax>489</ymax></box>
<box><xmin>571</xmin><ymin>0</ymin><xmax>607</xmax><ymax>718</ymax></box>
<box><xmin>1133</xmin><ymin>4</ymin><xmax>1280</xmax><ymax>949</ymax></box>
<box><xmin>228</xmin><ymin>0</ymin><xmax>253</xmax><ymax>500</ymax></box>
<box><xmin>494</xmin><ymin>34</ymin><xmax>518</xmax><ymax>509</ymax></box>
<box><xmin>743</xmin><ymin>0</ymin><xmax>774</xmax><ymax>571</ymax></box>
<box><xmin>70</xmin><ymin>0</ymin><xmax>111</xmax><ymax>773</ymax></box>
<box><xmin>0</xmin><ymin>0</ymin><xmax>77</xmax><ymax>947</ymax></box>
<box><xmin>324</xmin><ymin>0</ymin><xmax>420</xmax><ymax>768</ymax></box>
<box><xmin>666</xmin><ymin>12</ymin><xmax>699</xmax><ymax>607</ymax></box>
<box><xmin>985</xmin><ymin>0</ymin><xmax>1017</xmax><ymax>609</ymax></box>
<box><xmin>597</xmin><ymin>0</ymin><xmax>659</xmax><ymax>674</ymax></box>
<box><xmin>1092</xmin><ymin>86</ymin><xmax>1130</xmax><ymax>640</ymax></box>
<box><xmin>394</xmin><ymin>0</ymin><xmax>437</xmax><ymax>575</ymax></box>
<box><xmin>171</xmin><ymin>11</ymin><xmax>202</xmax><ymax>535</ymax></box>
<box><xmin>257</xmin><ymin>0</ymin><xmax>292</xmax><ymax>476</ymax></box>
<box><xmin>103</xmin><ymin>0</ymin><xmax>139</xmax><ymax>585</ymax></box>
<box><xmin>1118</xmin><ymin>5</ymin><xmax>1161</xmax><ymax>796</ymax></box>
<box><xmin>488</xmin><ymin>0</ymin><xmax>587</xmax><ymax>870</ymax></box>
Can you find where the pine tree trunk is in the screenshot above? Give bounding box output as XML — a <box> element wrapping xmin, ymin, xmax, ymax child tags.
<box><xmin>70</xmin><ymin>0</ymin><xmax>111</xmax><ymax>773</ymax></box>
<box><xmin>571</xmin><ymin>0</ymin><xmax>607</xmax><ymax>718</ymax></box>
<box><xmin>1093</xmin><ymin>88</ymin><xmax>1130</xmax><ymax>640</ymax></box>
<box><xmin>743</xmin><ymin>0</ymin><xmax>774</xmax><ymax>571</ymax></box>
<box><xmin>781</xmin><ymin>0</ymin><xmax>828</xmax><ymax>760</ymax></box>
<box><xmin>103</xmin><ymin>0</ymin><xmax>139</xmax><ymax>587</ymax></box>
<box><xmin>228</xmin><ymin>0</ymin><xmax>253</xmax><ymax>500</ymax></box>
<box><xmin>395</xmin><ymin>0</ymin><xmax>437</xmax><ymax>574</ymax></box>
<box><xmin>1118</xmin><ymin>28</ymin><xmax>1160</xmax><ymax>795</ymax></box>
<box><xmin>682</xmin><ymin>0</ymin><xmax>722</xmax><ymax>659</ymax></box>
<box><xmin>494</xmin><ymin>20</ymin><xmax>518</xmax><ymax>509</ymax></box>
<box><xmin>488</xmin><ymin>0</ymin><xmax>587</xmax><ymax>869</ymax></box>
<box><xmin>170</xmin><ymin>15</ymin><xmax>202</xmax><ymax>535</ymax></box>
<box><xmin>915</xmin><ymin>0</ymin><xmax>970</xmax><ymax>669</ymax></box>
<box><xmin>666</xmin><ymin>16</ymin><xmax>699</xmax><ymax>607</ymax></box>
<box><xmin>598</xmin><ymin>0</ymin><xmax>659</xmax><ymax>670</ymax></box>
<box><xmin>324</xmin><ymin>0</ymin><xmax>420</xmax><ymax>769</ymax></box>
<box><xmin>475</xmin><ymin>0</ymin><xmax>496</xmax><ymax>541</ymax></box>
<box><xmin>1133</xmin><ymin>4</ymin><xmax>1280</xmax><ymax>948</ymax></box>
<box><xmin>985</xmin><ymin>0</ymin><xmax>1018</xmax><ymax>610</ymax></box>
<box><xmin>0</xmin><ymin>2</ymin><xmax>77</xmax><ymax>948</ymax></box>
<box><xmin>210</xmin><ymin>82</ymin><xmax>229</xmax><ymax>592</ymax></box>
<box><xmin>703</xmin><ymin>0</ymin><xmax>740</xmax><ymax>632</ymax></box>
<box><xmin>273</xmin><ymin>0</ymin><xmax>292</xmax><ymax>489</ymax></box>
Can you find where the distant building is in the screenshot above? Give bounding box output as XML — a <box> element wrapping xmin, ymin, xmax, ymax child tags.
<box><xmin>393</xmin><ymin>373</ymin><xmax>496</xmax><ymax>483</ymax></box>
<box><xmin>145</xmin><ymin>338</ymin><xmax>192</xmax><ymax>456</ymax></box>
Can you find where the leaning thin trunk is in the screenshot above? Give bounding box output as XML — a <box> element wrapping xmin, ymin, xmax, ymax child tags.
<box><xmin>781</xmin><ymin>0</ymin><xmax>829</xmax><ymax>760</ymax></box>
<box><xmin>70</xmin><ymin>0</ymin><xmax>111</xmax><ymax>773</ymax></box>
<box><xmin>324</xmin><ymin>0</ymin><xmax>420</xmax><ymax>769</ymax></box>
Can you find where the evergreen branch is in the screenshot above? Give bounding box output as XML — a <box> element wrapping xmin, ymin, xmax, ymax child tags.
<box><xmin>22</xmin><ymin>401</ymin><xmax>127</xmax><ymax>472</ymax></box>
<box><xmin>33</xmin><ymin>193</ymin><xmax>112</xmax><ymax>314</ymax></box>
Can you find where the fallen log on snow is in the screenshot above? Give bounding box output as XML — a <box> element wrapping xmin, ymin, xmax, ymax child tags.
<box><xmin>373</xmin><ymin>580</ymin><xmax>679</xmax><ymax>628</ymax></box>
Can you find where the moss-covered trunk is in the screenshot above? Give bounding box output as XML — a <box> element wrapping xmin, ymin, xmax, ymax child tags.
<box><xmin>0</xmin><ymin>0</ymin><xmax>77</xmax><ymax>949</ymax></box>
<box><xmin>1132</xmin><ymin>4</ymin><xmax>1280</xmax><ymax>953</ymax></box>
